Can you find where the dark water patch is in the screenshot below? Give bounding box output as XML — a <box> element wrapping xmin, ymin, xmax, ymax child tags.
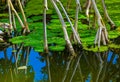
<box><xmin>0</xmin><ymin>45</ymin><xmax>119</xmax><ymax>82</ymax></box>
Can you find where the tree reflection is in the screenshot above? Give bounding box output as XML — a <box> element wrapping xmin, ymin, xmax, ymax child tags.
<box><xmin>0</xmin><ymin>46</ymin><xmax>34</xmax><ymax>82</ymax></box>
<box><xmin>0</xmin><ymin>45</ymin><xmax>119</xmax><ymax>82</ymax></box>
<box><xmin>40</xmin><ymin>49</ymin><xmax>119</xmax><ymax>82</ymax></box>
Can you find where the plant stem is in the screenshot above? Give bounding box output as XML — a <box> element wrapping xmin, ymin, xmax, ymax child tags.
<box><xmin>17</xmin><ymin>0</ymin><xmax>30</xmax><ymax>33</ymax></box>
<box><xmin>101</xmin><ymin>0</ymin><xmax>116</xmax><ymax>29</ymax></box>
<box><xmin>57</xmin><ymin>0</ymin><xmax>82</xmax><ymax>45</ymax></box>
<box><xmin>8</xmin><ymin>0</ymin><xmax>12</xmax><ymax>32</ymax></box>
<box><xmin>50</xmin><ymin>0</ymin><xmax>76</xmax><ymax>56</ymax></box>
<box><xmin>91</xmin><ymin>0</ymin><xmax>109</xmax><ymax>48</ymax></box>
<box><xmin>8</xmin><ymin>0</ymin><xmax>25</xmax><ymax>29</ymax></box>
<box><xmin>43</xmin><ymin>0</ymin><xmax>49</xmax><ymax>53</ymax></box>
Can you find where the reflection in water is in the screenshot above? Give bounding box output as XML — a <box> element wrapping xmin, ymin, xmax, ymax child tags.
<box><xmin>0</xmin><ymin>46</ymin><xmax>46</xmax><ymax>82</ymax></box>
<box><xmin>42</xmin><ymin>50</ymin><xmax>119</xmax><ymax>82</ymax></box>
<box><xmin>0</xmin><ymin>45</ymin><xmax>120</xmax><ymax>82</ymax></box>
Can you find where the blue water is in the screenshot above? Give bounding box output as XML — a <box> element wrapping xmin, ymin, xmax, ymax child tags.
<box><xmin>0</xmin><ymin>47</ymin><xmax>119</xmax><ymax>82</ymax></box>
<box><xmin>107</xmin><ymin>51</ymin><xmax>119</xmax><ymax>64</ymax></box>
<box><xmin>28</xmin><ymin>49</ymin><xmax>46</xmax><ymax>81</ymax></box>
<box><xmin>0</xmin><ymin>47</ymin><xmax>46</xmax><ymax>81</ymax></box>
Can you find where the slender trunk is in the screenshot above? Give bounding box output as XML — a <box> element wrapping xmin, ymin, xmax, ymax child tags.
<box><xmin>86</xmin><ymin>0</ymin><xmax>91</xmax><ymax>21</ymax></box>
<box><xmin>21</xmin><ymin>0</ymin><xmax>26</xmax><ymax>7</ymax></box>
<box><xmin>56</xmin><ymin>0</ymin><xmax>82</xmax><ymax>45</ymax></box>
<box><xmin>101</xmin><ymin>0</ymin><xmax>116</xmax><ymax>30</ymax></box>
<box><xmin>91</xmin><ymin>0</ymin><xmax>109</xmax><ymax>48</ymax></box>
<box><xmin>50</xmin><ymin>0</ymin><xmax>76</xmax><ymax>56</ymax></box>
<box><xmin>8</xmin><ymin>0</ymin><xmax>25</xmax><ymax>29</ymax></box>
<box><xmin>8</xmin><ymin>0</ymin><xmax>12</xmax><ymax>33</ymax></box>
<box><xmin>17</xmin><ymin>0</ymin><xmax>30</xmax><ymax>33</ymax></box>
<box><xmin>43</xmin><ymin>0</ymin><xmax>49</xmax><ymax>53</ymax></box>
<box><xmin>73</xmin><ymin>0</ymin><xmax>81</xmax><ymax>43</ymax></box>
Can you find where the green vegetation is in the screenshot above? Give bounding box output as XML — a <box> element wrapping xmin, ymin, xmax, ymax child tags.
<box><xmin>1</xmin><ymin>0</ymin><xmax>120</xmax><ymax>53</ymax></box>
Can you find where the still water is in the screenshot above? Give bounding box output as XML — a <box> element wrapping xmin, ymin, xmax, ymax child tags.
<box><xmin>0</xmin><ymin>46</ymin><xmax>119</xmax><ymax>82</ymax></box>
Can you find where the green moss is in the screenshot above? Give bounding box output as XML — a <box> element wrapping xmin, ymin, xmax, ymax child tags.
<box><xmin>108</xmin><ymin>30</ymin><xmax>120</xmax><ymax>39</ymax></box>
<box><xmin>49</xmin><ymin>45</ymin><xmax>65</xmax><ymax>51</ymax></box>
<box><xmin>7</xmin><ymin>0</ymin><xmax>120</xmax><ymax>53</ymax></box>
<box><xmin>48</xmin><ymin>37</ymin><xmax>65</xmax><ymax>45</ymax></box>
<box><xmin>25</xmin><ymin>0</ymin><xmax>53</xmax><ymax>17</ymax></box>
<box><xmin>9</xmin><ymin>36</ymin><xmax>26</xmax><ymax>44</ymax></box>
<box><xmin>109</xmin><ymin>43</ymin><xmax>120</xmax><ymax>49</ymax></box>
<box><xmin>34</xmin><ymin>46</ymin><xmax>44</xmax><ymax>52</ymax></box>
<box><xmin>51</xmin><ymin>15</ymin><xmax>59</xmax><ymax>19</ymax></box>
<box><xmin>50</xmin><ymin>19</ymin><xmax>61</xmax><ymax>23</ymax></box>
<box><xmin>84</xmin><ymin>46</ymin><xmax>108</xmax><ymax>52</ymax></box>
<box><xmin>0</xmin><ymin>13</ymin><xmax>8</xmax><ymax>18</ymax></box>
<box><xmin>30</xmin><ymin>16</ymin><xmax>43</xmax><ymax>22</ymax></box>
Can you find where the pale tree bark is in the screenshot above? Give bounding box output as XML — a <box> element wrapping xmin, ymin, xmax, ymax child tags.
<box><xmin>43</xmin><ymin>0</ymin><xmax>49</xmax><ymax>53</ymax></box>
<box><xmin>101</xmin><ymin>0</ymin><xmax>116</xmax><ymax>30</ymax></box>
<box><xmin>56</xmin><ymin>0</ymin><xmax>82</xmax><ymax>45</ymax></box>
<box><xmin>43</xmin><ymin>1</ymin><xmax>51</xmax><ymax>82</ymax></box>
<box><xmin>50</xmin><ymin>0</ymin><xmax>76</xmax><ymax>56</ymax></box>
<box><xmin>91</xmin><ymin>0</ymin><xmax>109</xmax><ymax>48</ymax></box>
<box><xmin>21</xmin><ymin>0</ymin><xmax>26</xmax><ymax>7</ymax></box>
<box><xmin>17</xmin><ymin>0</ymin><xmax>30</xmax><ymax>33</ymax></box>
<box><xmin>86</xmin><ymin>0</ymin><xmax>91</xmax><ymax>21</ymax></box>
<box><xmin>8</xmin><ymin>0</ymin><xmax>25</xmax><ymax>30</ymax></box>
<box><xmin>73</xmin><ymin>0</ymin><xmax>82</xmax><ymax>43</ymax></box>
<box><xmin>8</xmin><ymin>0</ymin><xmax>12</xmax><ymax>30</ymax></box>
<box><xmin>8</xmin><ymin>0</ymin><xmax>12</xmax><ymax>35</ymax></box>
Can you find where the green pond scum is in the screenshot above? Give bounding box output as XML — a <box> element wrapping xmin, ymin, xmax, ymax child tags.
<box><xmin>0</xmin><ymin>0</ymin><xmax>120</xmax><ymax>53</ymax></box>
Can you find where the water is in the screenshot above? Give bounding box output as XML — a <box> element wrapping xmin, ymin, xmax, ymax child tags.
<box><xmin>0</xmin><ymin>46</ymin><xmax>119</xmax><ymax>82</ymax></box>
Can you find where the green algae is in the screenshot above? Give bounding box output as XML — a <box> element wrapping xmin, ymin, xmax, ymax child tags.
<box><xmin>49</xmin><ymin>45</ymin><xmax>65</xmax><ymax>51</ymax></box>
<box><xmin>84</xmin><ymin>46</ymin><xmax>108</xmax><ymax>52</ymax></box>
<box><xmin>2</xmin><ymin>0</ymin><xmax>120</xmax><ymax>52</ymax></box>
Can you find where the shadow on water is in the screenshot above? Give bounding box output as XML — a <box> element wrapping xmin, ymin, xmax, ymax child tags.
<box><xmin>0</xmin><ymin>44</ymin><xmax>120</xmax><ymax>82</ymax></box>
